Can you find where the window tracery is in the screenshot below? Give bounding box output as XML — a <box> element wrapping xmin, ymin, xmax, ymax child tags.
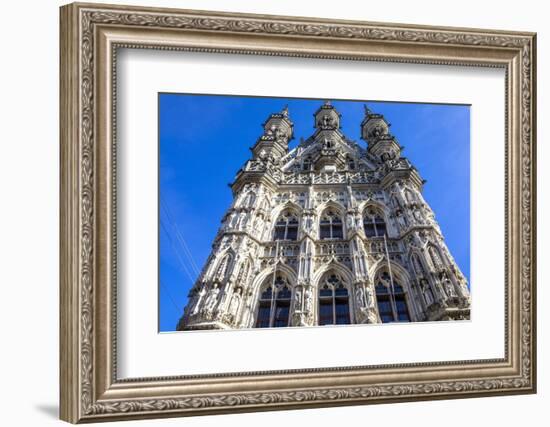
<box><xmin>255</xmin><ymin>276</ymin><xmax>292</xmax><ymax>328</ymax></box>
<box><xmin>319</xmin><ymin>209</ymin><xmax>343</xmax><ymax>239</ymax></box>
<box><xmin>274</xmin><ymin>210</ymin><xmax>299</xmax><ymax>241</ymax></box>
<box><xmin>375</xmin><ymin>270</ymin><xmax>410</xmax><ymax>323</ymax></box>
<box><xmin>302</xmin><ymin>156</ymin><xmax>312</xmax><ymax>171</ymax></box>
<box><xmin>363</xmin><ymin>207</ymin><xmax>387</xmax><ymax>238</ymax></box>
<box><xmin>318</xmin><ymin>273</ymin><xmax>351</xmax><ymax>325</ymax></box>
<box><xmin>214</xmin><ymin>253</ymin><xmax>233</xmax><ymax>282</ymax></box>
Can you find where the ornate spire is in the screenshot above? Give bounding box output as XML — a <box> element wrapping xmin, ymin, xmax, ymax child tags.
<box><xmin>281</xmin><ymin>104</ymin><xmax>289</xmax><ymax>117</ymax></box>
<box><xmin>313</xmin><ymin>100</ymin><xmax>340</xmax><ymax>130</ymax></box>
<box><xmin>360</xmin><ymin>105</ymin><xmax>400</xmax><ymax>162</ymax></box>
<box><xmin>260</xmin><ymin>106</ymin><xmax>294</xmax><ymax>142</ymax></box>
<box><xmin>248</xmin><ymin>107</ymin><xmax>294</xmax><ymax>162</ymax></box>
<box><xmin>361</xmin><ymin>105</ymin><xmax>391</xmax><ymax>140</ymax></box>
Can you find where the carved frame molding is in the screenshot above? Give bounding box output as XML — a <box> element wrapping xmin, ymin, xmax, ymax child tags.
<box><xmin>60</xmin><ymin>2</ymin><xmax>536</xmax><ymax>423</ymax></box>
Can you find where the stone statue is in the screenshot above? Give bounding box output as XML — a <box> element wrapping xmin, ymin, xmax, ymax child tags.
<box><xmin>294</xmin><ymin>287</ymin><xmax>303</xmax><ymax>311</ymax></box>
<box><xmin>395</xmin><ymin>209</ymin><xmax>407</xmax><ymax>230</ymax></box>
<box><xmin>411</xmin><ymin>206</ymin><xmax>422</xmax><ymax>223</ymax></box>
<box><xmin>322</xmin><ymin>115</ymin><xmax>333</xmax><ymax>127</ymax></box>
<box><xmin>274</xmin><ymin>128</ymin><xmax>287</xmax><ymax>143</ymax></box>
<box><xmin>228</xmin><ymin>288</ymin><xmax>242</xmax><ymax>317</ymax></box>
<box><xmin>365</xmin><ymin>285</ymin><xmax>375</xmax><ymax>308</ymax></box>
<box><xmin>204</xmin><ymin>284</ymin><xmax>221</xmax><ymax>312</ymax></box>
<box><xmin>372</xmin><ymin>124</ymin><xmax>386</xmax><ymax>137</ymax></box>
<box><xmin>355</xmin><ymin>286</ymin><xmax>365</xmax><ymax>309</ymax></box>
<box><xmin>238</xmin><ymin>290</ymin><xmax>254</xmax><ymax>328</ymax></box>
<box><xmin>188</xmin><ymin>287</ymin><xmax>206</xmax><ymax>315</ymax></box>
<box><xmin>304</xmin><ymin>286</ymin><xmax>313</xmax><ymax>313</ymax></box>
<box><xmin>346</xmin><ymin>214</ymin><xmax>355</xmax><ymax>230</ymax></box>
<box><xmin>440</xmin><ymin>274</ymin><xmax>456</xmax><ymax>298</ymax></box>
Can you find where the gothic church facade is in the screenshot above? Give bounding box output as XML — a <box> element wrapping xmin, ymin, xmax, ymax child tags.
<box><xmin>177</xmin><ymin>102</ymin><xmax>470</xmax><ymax>331</ymax></box>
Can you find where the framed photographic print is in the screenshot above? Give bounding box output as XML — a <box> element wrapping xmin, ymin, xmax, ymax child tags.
<box><xmin>160</xmin><ymin>94</ymin><xmax>472</xmax><ymax>333</ymax></box>
<box><xmin>60</xmin><ymin>2</ymin><xmax>537</xmax><ymax>423</ymax></box>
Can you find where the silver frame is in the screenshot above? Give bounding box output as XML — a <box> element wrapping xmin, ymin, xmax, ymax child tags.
<box><xmin>60</xmin><ymin>2</ymin><xmax>537</xmax><ymax>423</ymax></box>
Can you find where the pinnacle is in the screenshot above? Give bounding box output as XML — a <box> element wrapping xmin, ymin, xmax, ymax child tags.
<box><xmin>281</xmin><ymin>105</ymin><xmax>289</xmax><ymax>117</ymax></box>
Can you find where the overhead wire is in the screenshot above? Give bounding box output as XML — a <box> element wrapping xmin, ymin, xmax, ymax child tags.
<box><xmin>160</xmin><ymin>218</ymin><xmax>197</xmax><ymax>285</ymax></box>
<box><xmin>160</xmin><ymin>279</ymin><xmax>181</xmax><ymax>315</ymax></box>
<box><xmin>160</xmin><ymin>196</ymin><xmax>201</xmax><ymax>277</ymax></box>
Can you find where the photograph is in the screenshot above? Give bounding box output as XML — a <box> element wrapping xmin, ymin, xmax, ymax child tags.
<box><xmin>159</xmin><ymin>95</ymin><xmax>472</xmax><ymax>332</ymax></box>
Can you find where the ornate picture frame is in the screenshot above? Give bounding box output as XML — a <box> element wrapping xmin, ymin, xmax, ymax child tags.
<box><xmin>60</xmin><ymin>2</ymin><xmax>536</xmax><ymax>423</ymax></box>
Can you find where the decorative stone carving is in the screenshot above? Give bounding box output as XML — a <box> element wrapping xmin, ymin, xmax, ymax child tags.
<box><xmin>354</xmin><ymin>285</ymin><xmax>366</xmax><ymax>310</ymax></box>
<box><xmin>304</xmin><ymin>285</ymin><xmax>314</xmax><ymax>314</ymax></box>
<box><xmin>203</xmin><ymin>284</ymin><xmax>221</xmax><ymax>312</ymax></box>
<box><xmin>228</xmin><ymin>288</ymin><xmax>242</xmax><ymax>317</ymax></box>
<box><xmin>294</xmin><ymin>286</ymin><xmax>303</xmax><ymax>311</ymax></box>
<box><xmin>187</xmin><ymin>288</ymin><xmax>206</xmax><ymax>316</ymax></box>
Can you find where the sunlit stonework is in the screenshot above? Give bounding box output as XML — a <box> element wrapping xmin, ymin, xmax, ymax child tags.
<box><xmin>177</xmin><ymin>102</ymin><xmax>471</xmax><ymax>330</ymax></box>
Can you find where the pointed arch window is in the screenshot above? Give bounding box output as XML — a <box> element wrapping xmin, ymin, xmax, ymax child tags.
<box><xmin>274</xmin><ymin>210</ymin><xmax>299</xmax><ymax>241</ymax></box>
<box><xmin>255</xmin><ymin>276</ymin><xmax>292</xmax><ymax>328</ymax></box>
<box><xmin>214</xmin><ymin>253</ymin><xmax>233</xmax><ymax>282</ymax></box>
<box><xmin>302</xmin><ymin>157</ymin><xmax>312</xmax><ymax>171</ymax></box>
<box><xmin>244</xmin><ymin>191</ymin><xmax>256</xmax><ymax>207</ymax></box>
<box><xmin>420</xmin><ymin>278</ymin><xmax>435</xmax><ymax>305</ymax></box>
<box><xmin>363</xmin><ymin>208</ymin><xmax>387</xmax><ymax>238</ymax></box>
<box><xmin>405</xmin><ymin>189</ymin><xmax>416</xmax><ymax>204</ymax></box>
<box><xmin>347</xmin><ymin>155</ymin><xmax>356</xmax><ymax>170</ymax></box>
<box><xmin>375</xmin><ymin>271</ymin><xmax>410</xmax><ymax>323</ymax></box>
<box><xmin>318</xmin><ymin>274</ymin><xmax>351</xmax><ymax>325</ymax></box>
<box><xmin>319</xmin><ymin>209</ymin><xmax>343</xmax><ymax>239</ymax></box>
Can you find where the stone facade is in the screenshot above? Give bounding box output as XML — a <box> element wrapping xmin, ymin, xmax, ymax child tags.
<box><xmin>176</xmin><ymin>102</ymin><xmax>471</xmax><ymax>331</ymax></box>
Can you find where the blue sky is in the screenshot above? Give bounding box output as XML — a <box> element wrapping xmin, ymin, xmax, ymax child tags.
<box><xmin>159</xmin><ymin>94</ymin><xmax>470</xmax><ymax>332</ymax></box>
